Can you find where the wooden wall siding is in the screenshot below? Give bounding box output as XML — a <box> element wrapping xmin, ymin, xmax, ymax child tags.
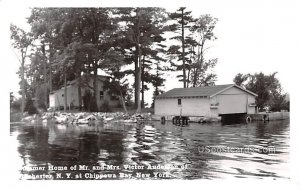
<box><xmin>49</xmin><ymin>77</ymin><xmax>119</xmax><ymax>109</ymax></box>
<box><xmin>154</xmin><ymin>86</ymin><xmax>257</xmax><ymax>118</ymax></box>
<box><xmin>155</xmin><ymin>98</ymin><xmax>211</xmax><ymax>117</ymax></box>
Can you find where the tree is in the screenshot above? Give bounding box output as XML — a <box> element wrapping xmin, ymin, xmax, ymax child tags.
<box><xmin>149</xmin><ymin>44</ymin><xmax>167</xmax><ymax>107</ymax></box>
<box><xmin>102</xmin><ymin>49</ymin><xmax>128</xmax><ymax>113</ymax></box>
<box><xmin>114</xmin><ymin>8</ymin><xmax>168</xmax><ymax>111</ymax></box>
<box><xmin>28</xmin><ymin>8</ymin><xmax>70</xmax><ymax>111</ymax></box>
<box><xmin>135</xmin><ymin>8</ymin><xmax>143</xmax><ymax>113</ymax></box>
<box><xmin>190</xmin><ymin>14</ymin><xmax>218</xmax><ymax>87</ymax></box>
<box><xmin>269</xmin><ymin>90</ymin><xmax>288</xmax><ymax>112</ymax></box>
<box><xmin>138</xmin><ymin>9</ymin><xmax>168</xmax><ymax>108</ymax></box>
<box><xmin>80</xmin><ymin>8</ymin><xmax>115</xmax><ymax>111</ymax></box>
<box><xmin>28</xmin><ymin>8</ymin><xmax>65</xmax><ymax>107</ymax></box>
<box><xmin>168</xmin><ymin>7</ymin><xmax>195</xmax><ymax>88</ymax></box>
<box><xmin>28</xmin><ymin>8</ymin><xmax>116</xmax><ymax>112</ymax></box>
<box><xmin>27</xmin><ymin>49</ymin><xmax>48</xmax><ymax>110</ymax></box>
<box><xmin>150</xmin><ymin>60</ymin><xmax>166</xmax><ymax>108</ymax></box>
<box><xmin>233</xmin><ymin>72</ymin><xmax>289</xmax><ymax>111</ymax></box>
<box><xmin>233</xmin><ymin>73</ymin><xmax>249</xmax><ymax>87</ymax></box>
<box><xmin>52</xmin><ymin>47</ymin><xmax>74</xmax><ymax>111</ymax></box>
<box><xmin>10</xmin><ymin>24</ymin><xmax>33</xmax><ymax>114</ymax></box>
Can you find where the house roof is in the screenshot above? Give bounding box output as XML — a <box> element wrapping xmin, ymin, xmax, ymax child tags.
<box><xmin>155</xmin><ymin>84</ymin><xmax>257</xmax><ymax>99</ymax></box>
<box><xmin>50</xmin><ymin>75</ymin><xmax>109</xmax><ymax>94</ymax></box>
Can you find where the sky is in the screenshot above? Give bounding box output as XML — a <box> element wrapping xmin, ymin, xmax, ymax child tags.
<box><xmin>1</xmin><ymin>0</ymin><xmax>300</xmax><ymax>106</ymax></box>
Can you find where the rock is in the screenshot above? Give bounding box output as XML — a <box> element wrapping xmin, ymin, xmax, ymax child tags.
<box><xmin>47</xmin><ymin>107</ymin><xmax>54</xmax><ymax>112</ymax></box>
<box><xmin>21</xmin><ymin>115</ymin><xmax>35</xmax><ymax>122</ymax></box>
<box><xmin>122</xmin><ymin>118</ymin><xmax>137</xmax><ymax>123</ymax></box>
<box><xmin>76</xmin><ymin>119</ymin><xmax>89</xmax><ymax>124</ymax></box>
<box><xmin>104</xmin><ymin>117</ymin><xmax>114</xmax><ymax>122</ymax></box>
<box><xmin>54</xmin><ymin>114</ymin><xmax>68</xmax><ymax>124</ymax></box>
<box><xmin>42</xmin><ymin>112</ymin><xmax>55</xmax><ymax>120</ymax></box>
<box><xmin>42</xmin><ymin>119</ymin><xmax>49</xmax><ymax>126</ymax></box>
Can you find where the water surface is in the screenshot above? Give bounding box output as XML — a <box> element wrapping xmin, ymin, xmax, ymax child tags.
<box><xmin>9</xmin><ymin>119</ymin><xmax>289</xmax><ymax>180</ymax></box>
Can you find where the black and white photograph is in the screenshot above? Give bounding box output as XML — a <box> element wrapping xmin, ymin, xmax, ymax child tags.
<box><xmin>1</xmin><ymin>0</ymin><xmax>300</xmax><ymax>188</ymax></box>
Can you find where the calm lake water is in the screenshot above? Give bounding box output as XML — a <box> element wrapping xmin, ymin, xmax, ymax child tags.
<box><xmin>9</xmin><ymin>119</ymin><xmax>290</xmax><ymax>180</ymax></box>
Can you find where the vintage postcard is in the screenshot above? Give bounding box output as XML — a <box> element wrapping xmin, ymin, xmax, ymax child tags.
<box><xmin>2</xmin><ymin>0</ymin><xmax>300</xmax><ymax>188</ymax></box>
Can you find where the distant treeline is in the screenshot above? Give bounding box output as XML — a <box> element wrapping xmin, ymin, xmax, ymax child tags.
<box><xmin>234</xmin><ymin>72</ymin><xmax>289</xmax><ymax>112</ymax></box>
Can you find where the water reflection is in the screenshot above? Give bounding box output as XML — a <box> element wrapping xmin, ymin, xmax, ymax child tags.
<box><xmin>9</xmin><ymin>119</ymin><xmax>289</xmax><ymax>180</ymax></box>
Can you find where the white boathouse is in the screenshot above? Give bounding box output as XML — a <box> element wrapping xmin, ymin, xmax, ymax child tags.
<box><xmin>154</xmin><ymin>84</ymin><xmax>257</xmax><ymax>120</ymax></box>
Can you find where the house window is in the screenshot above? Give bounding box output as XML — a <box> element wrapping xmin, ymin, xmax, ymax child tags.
<box><xmin>178</xmin><ymin>99</ymin><xmax>182</xmax><ymax>106</ymax></box>
<box><xmin>100</xmin><ymin>91</ymin><xmax>104</xmax><ymax>100</ymax></box>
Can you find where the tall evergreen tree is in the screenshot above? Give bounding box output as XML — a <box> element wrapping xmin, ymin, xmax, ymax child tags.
<box><xmin>113</xmin><ymin>8</ymin><xmax>168</xmax><ymax>111</ymax></box>
<box><xmin>168</xmin><ymin>7</ymin><xmax>195</xmax><ymax>88</ymax></box>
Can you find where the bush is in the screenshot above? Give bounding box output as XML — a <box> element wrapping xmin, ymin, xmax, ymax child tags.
<box><xmin>10</xmin><ymin>99</ymin><xmax>21</xmax><ymax>111</ymax></box>
<box><xmin>99</xmin><ymin>100</ymin><xmax>112</xmax><ymax>112</ymax></box>
<box><xmin>24</xmin><ymin>99</ymin><xmax>37</xmax><ymax>115</ymax></box>
<box><xmin>35</xmin><ymin>83</ymin><xmax>48</xmax><ymax>111</ymax></box>
<box><xmin>89</xmin><ymin>95</ymin><xmax>98</xmax><ymax>112</ymax></box>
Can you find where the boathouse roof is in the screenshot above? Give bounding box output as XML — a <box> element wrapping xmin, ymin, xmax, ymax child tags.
<box><xmin>156</xmin><ymin>84</ymin><xmax>257</xmax><ymax>99</ymax></box>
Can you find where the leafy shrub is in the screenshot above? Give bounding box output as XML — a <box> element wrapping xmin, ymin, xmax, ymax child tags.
<box><xmin>99</xmin><ymin>100</ymin><xmax>112</xmax><ymax>112</ymax></box>
<box><xmin>10</xmin><ymin>99</ymin><xmax>21</xmax><ymax>111</ymax></box>
<box><xmin>24</xmin><ymin>99</ymin><xmax>37</xmax><ymax>115</ymax></box>
<box><xmin>89</xmin><ymin>95</ymin><xmax>98</xmax><ymax>112</ymax></box>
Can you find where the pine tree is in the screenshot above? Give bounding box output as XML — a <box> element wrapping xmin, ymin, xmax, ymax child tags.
<box><xmin>168</xmin><ymin>7</ymin><xmax>195</xmax><ymax>88</ymax></box>
<box><xmin>113</xmin><ymin>8</ymin><xmax>168</xmax><ymax>111</ymax></box>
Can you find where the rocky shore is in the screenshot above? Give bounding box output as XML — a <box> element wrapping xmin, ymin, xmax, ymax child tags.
<box><xmin>19</xmin><ymin>111</ymin><xmax>152</xmax><ymax>125</ymax></box>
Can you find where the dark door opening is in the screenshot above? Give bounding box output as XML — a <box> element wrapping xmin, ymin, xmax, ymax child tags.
<box><xmin>220</xmin><ymin>113</ymin><xmax>247</xmax><ymax>125</ymax></box>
